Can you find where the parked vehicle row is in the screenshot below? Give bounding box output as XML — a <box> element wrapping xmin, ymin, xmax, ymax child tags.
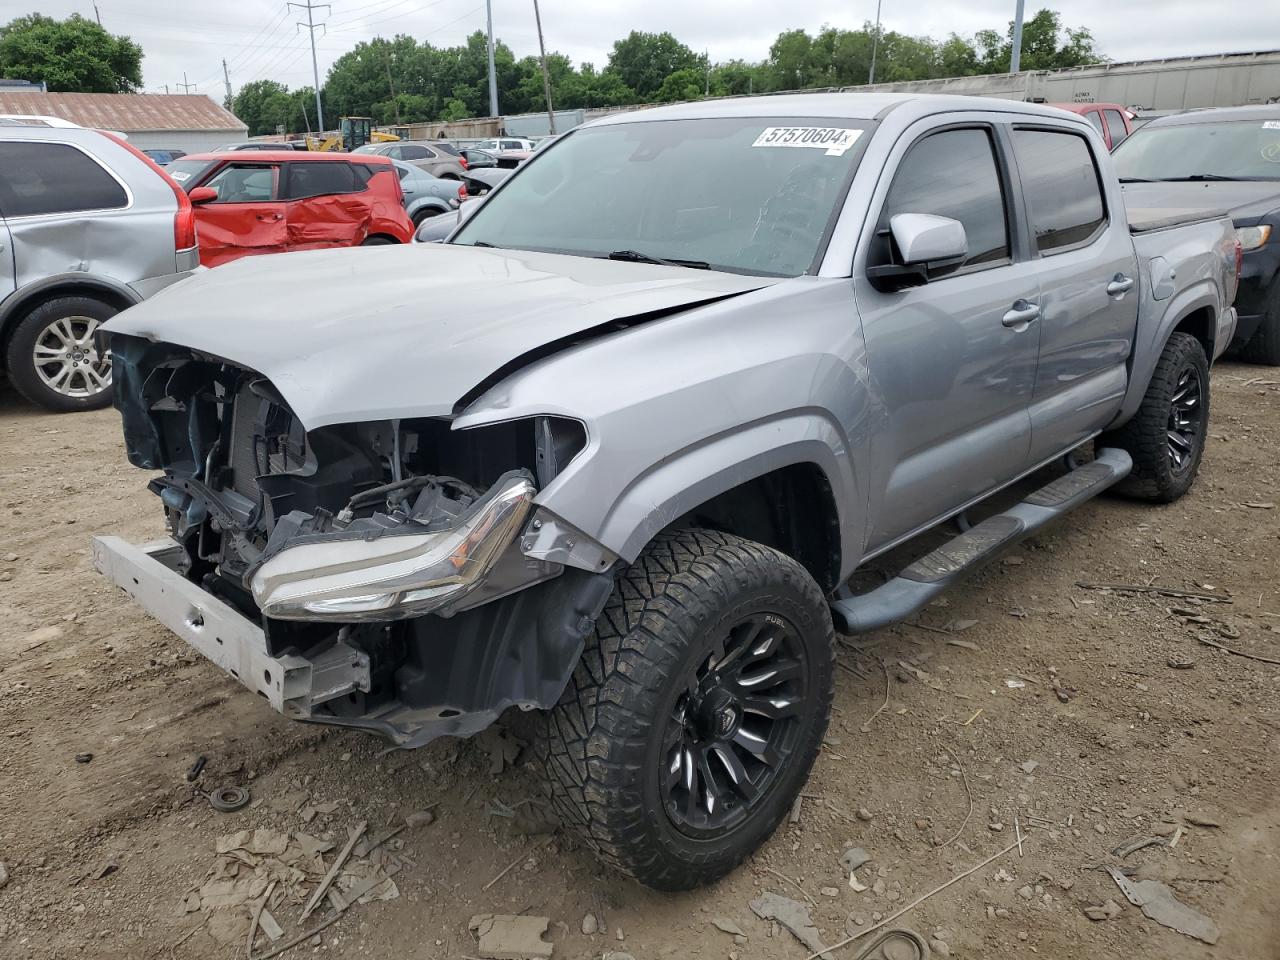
<box><xmin>96</xmin><ymin>93</ymin><xmax>1239</xmax><ymax>894</ymax></box>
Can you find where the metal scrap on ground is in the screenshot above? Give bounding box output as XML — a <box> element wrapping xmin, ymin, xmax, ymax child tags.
<box><xmin>1107</xmin><ymin>867</ymin><xmax>1220</xmax><ymax>944</ymax></box>
<box><xmin>469</xmin><ymin>913</ymin><xmax>555</xmax><ymax>959</ymax></box>
<box><xmin>749</xmin><ymin>891</ymin><xmax>833</xmax><ymax>960</ymax></box>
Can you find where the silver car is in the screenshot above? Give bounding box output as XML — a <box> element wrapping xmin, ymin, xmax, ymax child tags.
<box><xmin>392</xmin><ymin>160</ymin><xmax>464</xmax><ymax>227</ymax></box>
<box><xmin>352</xmin><ymin>141</ymin><xmax>467</xmax><ymax>181</ymax></box>
<box><xmin>0</xmin><ymin>125</ymin><xmax>198</xmax><ymax>411</ymax></box>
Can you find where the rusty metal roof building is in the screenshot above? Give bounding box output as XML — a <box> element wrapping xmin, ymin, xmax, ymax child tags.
<box><xmin>0</xmin><ymin>92</ymin><xmax>247</xmax><ymax>153</ymax></box>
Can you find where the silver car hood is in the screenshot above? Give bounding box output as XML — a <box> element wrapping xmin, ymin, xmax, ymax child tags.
<box><xmin>106</xmin><ymin>244</ymin><xmax>775</xmax><ymax>428</ymax></box>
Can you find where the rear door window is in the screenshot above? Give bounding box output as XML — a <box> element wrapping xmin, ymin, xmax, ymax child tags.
<box><xmin>1012</xmin><ymin>128</ymin><xmax>1107</xmax><ymax>253</ymax></box>
<box><xmin>202</xmin><ymin>163</ymin><xmax>279</xmax><ymax>203</ymax></box>
<box><xmin>0</xmin><ymin>140</ymin><xmax>128</xmax><ymax>216</ymax></box>
<box><xmin>1103</xmin><ymin>110</ymin><xmax>1129</xmax><ymax>147</ymax></box>
<box><xmin>878</xmin><ymin>127</ymin><xmax>1010</xmax><ymax>271</ymax></box>
<box><xmin>400</xmin><ymin>145</ymin><xmax>431</xmax><ymax>161</ymax></box>
<box><xmin>283</xmin><ymin>162</ymin><xmax>366</xmax><ymax>200</ymax></box>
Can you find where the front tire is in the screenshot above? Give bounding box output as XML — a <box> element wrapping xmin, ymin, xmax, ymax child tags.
<box><xmin>5</xmin><ymin>296</ymin><xmax>116</xmax><ymax>412</ymax></box>
<box><xmin>1102</xmin><ymin>331</ymin><xmax>1210</xmax><ymax>502</ymax></box>
<box><xmin>537</xmin><ymin>529</ymin><xmax>834</xmax><ymax>890</ymax></box>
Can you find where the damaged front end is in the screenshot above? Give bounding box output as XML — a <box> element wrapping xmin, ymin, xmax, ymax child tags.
<box><xmin>94</xmin><ymin>334</ymin><xmax>615</xmax><ymax>747</ymax></box>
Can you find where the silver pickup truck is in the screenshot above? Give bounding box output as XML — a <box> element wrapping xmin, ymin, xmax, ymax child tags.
<box><xmin>94</xmin><ymin>94</ymin><xmax>1238</xmax><ymax>891</ymax></box>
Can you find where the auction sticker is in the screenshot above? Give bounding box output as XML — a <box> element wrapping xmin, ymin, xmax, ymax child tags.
<box><xmin>752</xmin><ymin>126</ymin><xmax>862</xmax><ymax>156</ymax></box>
<box><xmin>1263</xmin><ymin>120</ymin><xmax>1280</xmax><ymax>130</ymax></box>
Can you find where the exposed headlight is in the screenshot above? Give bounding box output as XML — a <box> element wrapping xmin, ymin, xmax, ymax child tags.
<box><xmin>251</xmin><ymin>473</ymin><xmax>535</xmax><ymax>621</ymax></box>
<box><xmin>1237</xmin><ymin>224</ymin><xmax>1271</xmax><ymax>251</ymax></box>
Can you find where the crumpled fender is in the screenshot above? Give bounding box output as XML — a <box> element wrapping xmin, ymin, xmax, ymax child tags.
<box><xmin>285</xmin><ymin>194</ymin><xmax>375</xmax><ymax>248</ymax></box>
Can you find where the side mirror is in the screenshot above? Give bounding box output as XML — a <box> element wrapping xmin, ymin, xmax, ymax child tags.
<box><xmin>457</xmin><ymin>195</ymin><xmax>486</xmax><ymax>224</ymax></box>
<box><xmin>867</xmin><ymin>213</ymin><xmax>968</xmax><ymax>291</ymax></box>
<box><xmin>188</xmin><ymin>186</ymin><xmax>218</xmax><ymax>205</ymax></box>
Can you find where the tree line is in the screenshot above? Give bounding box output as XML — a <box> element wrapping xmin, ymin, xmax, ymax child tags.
<box><xmin>0</xmin><ymin>10</ymin><xmax>1104</xmax><ymax>138</ymax></box>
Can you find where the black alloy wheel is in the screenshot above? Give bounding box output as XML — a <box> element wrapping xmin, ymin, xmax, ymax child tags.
<box><xmin>1166</xmin><ymin>363</ymin><xmax>1203</xmax><ymax>474</ymax></box>
<box><xmin>662</xmin><ymin>612</ymin><xmax>807</xmax><ymax>836</ymax></box>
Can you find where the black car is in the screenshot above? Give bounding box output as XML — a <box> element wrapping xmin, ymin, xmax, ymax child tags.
<box><xmin>1115</xmin><ymin>105</ymin><xmax>1280</xmax><ymax>363</ymax></box>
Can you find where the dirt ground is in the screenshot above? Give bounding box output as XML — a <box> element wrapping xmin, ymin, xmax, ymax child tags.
<box><xmin>1</xmin><ymin>363</ymin><xmax>1278</xmax><ymax>960</ymax></box>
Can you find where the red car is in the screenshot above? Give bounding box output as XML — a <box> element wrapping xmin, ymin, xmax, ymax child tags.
<box><xmin>165</xmin><ymin>152</ymin><xmax>413</xmax><ymax>267</ymax></box>
<box><xmin>1048</xmin><ymin>102</ymin><xmax>1135</xmax><ymax>150</ymax></box>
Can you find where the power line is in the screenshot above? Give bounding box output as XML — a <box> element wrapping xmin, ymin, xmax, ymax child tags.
<box><xmin>176</xmin><ymin>72</ymin><xmax>198</xmax><ymax>93</ymax></box>
<box><xmin>289</xmin><ymin>0</ymin><xmax>331</xmax><ymax>131</ymax></box>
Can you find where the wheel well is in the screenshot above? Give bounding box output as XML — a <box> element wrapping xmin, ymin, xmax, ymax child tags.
<box><xmin>366</xmin><ymin>233</ymin><xmax>403</xmax><ymax>244</ymax></box>
<box><xmin>1172</xmin><ymin>306</ymin><xmax>1215</xmax><ymax>359</ymax></box>
<box><xmin>0</xmin><ymin>283</ymin><xmax>132</xmax><ymax>361</ymax></box>
<box><xmin>667</xmin><ymin>463</ymin><xmax>841</xmax><ymax>592</ymax></box>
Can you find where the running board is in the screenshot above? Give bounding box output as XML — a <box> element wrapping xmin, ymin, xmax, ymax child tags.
<box><xmin>830</xmin><ymin>447</ymin><xmax>1133</xmax><ymax>634</ymax></box>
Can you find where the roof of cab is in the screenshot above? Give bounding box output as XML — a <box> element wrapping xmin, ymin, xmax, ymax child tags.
<box><xmin>591</xmin><ymin>92</ymin><xmax>1092</xmax><ymax>126</ymax></box>
<box><xmin>180</xmin><ymin>150</ymin><xmax>396</xmax><ymax>163</ymax></box>
<box><xmin>1143</xmin><ymin>104</ymin><xmax>1280</xmax><ymax>127</ymax></box>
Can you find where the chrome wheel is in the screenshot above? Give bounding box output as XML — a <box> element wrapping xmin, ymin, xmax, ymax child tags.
<box><xmin>662</xmin><ymin>612</ymin><xmax>807</xmax><ymax>837</ymax></box>
<box><xmin>32</xmin><ymin>315</ymin><xmax>111</xmax><ymax>399</ymax></box>
<box><xmin>1167</xmin><ymin>364</ymin><xmax>1202</xmax><ymax>473</ymax></box>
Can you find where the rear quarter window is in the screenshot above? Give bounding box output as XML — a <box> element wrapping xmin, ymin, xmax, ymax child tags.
<box><xmin>283</xmin><ymin>161</ymin><xmax>367</xmax><ymax>200</ymax></box>
<box><xmin>0</xmin><ymin>140</ymin><xmax>128</xmax><ymax>217</ymax></box>
<box><xmin>1012</xmin><ymin>128</ymin><xmax>1107</xmax><ymax>253</ymax></box>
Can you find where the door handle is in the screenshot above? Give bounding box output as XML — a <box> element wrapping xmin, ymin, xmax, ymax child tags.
<box><xmin>1107</xmin><ymin>274</ymin><xmax>1134</xmax><ymax>296</ymax></box>
<box><xmin>1002</xmin><ymin>300</ymin><xmax>1040</xmax><ymax>328</ymax></box>
<box><xmin>256</xmin><ymin>213</ymin><xmax>282</xmax><ymax>222</ymax></box>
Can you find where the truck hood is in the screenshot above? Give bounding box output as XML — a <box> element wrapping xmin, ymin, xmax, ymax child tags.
<box><xmin>1122</xmin><ymin>180</ymin><xmax>1280</xmax><ymax>220</ymax></box>
<box><xmin>105</xmin><ymin>244</ymin><xmax>775</xmax><ymax>428</ymax></box>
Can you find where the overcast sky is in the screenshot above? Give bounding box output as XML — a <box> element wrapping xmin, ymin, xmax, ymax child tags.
<box><xmin>31</xmin><ymin>0</ymin><xmax>1280</xmax><ymax>97</ymax></box>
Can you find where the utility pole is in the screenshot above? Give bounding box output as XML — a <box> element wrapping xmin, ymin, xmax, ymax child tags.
<box><xmin>704</xmin><ymin>48</ymin><xmax>710</xmax><ymax>96</ymax></box>
<box><xmin>93</xmin><ymin>2</ymin><xmax>102</xmax><ymax>26</ymax></box>
<box><xmin>484</xmin><ymin>0</ymin><xmax>499</xmax><ymax>119</ymax></box>
<box><xmin>222</xmin><ymin>58</ymin><xmax>233</xmax><ymax>110</ymax></box>
<box><xmin>177</xmin><ymin>72</ymin><xmax>197</xmax><ymax>94</ymax></box>
<box><xmin>385</xmin><ymin>52</ymin><xmax>401</xmax><ymax>124</ymax></box>
<box><xmin>532</xmin><ymin>0</ymin><xmax>555</xmax><ymax>133</ymax></box>
<box><xmin>290</xmin><ymin>0</ymin><xmax>330</xmax><ymax>132</ymax></box>
<box><xmin>164</xmin><ymin>83</ymin><xmax>170</xmax><ymax>95</ymax></box>
<box><xmin>1009</xmin><ymin>0</ymin><xmax>1026</xmax><ymax>73</ymax></box>
<box><xmin>868</xmin><ymin>0</ymin><xmax>883</xmax><ymax>85</ymax></box>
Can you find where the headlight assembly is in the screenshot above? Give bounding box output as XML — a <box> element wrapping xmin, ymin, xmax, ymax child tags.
<box><xmin>1237</xmin><ymin>224</ymin><xmax>1271</xmax><ymax>251</ymax></box>
<box><xmin>251</xmin><ymin>473</ymin><xmax>535</xmax><ymax>621</ymax></box>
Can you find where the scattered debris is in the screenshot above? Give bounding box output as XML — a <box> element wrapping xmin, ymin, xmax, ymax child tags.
<box><xmin>301</xmin><ymin>821</ymin><xmax>366</xmax><ymax>920</ymax></box>
<box><xmin>256</xmin><ymin>906</ymin><xmax>284</xmax><ymax>943</ymax></box>
<box><xmin>860</xmin><ymin>661</ymin><xmax>891</xmax><ymax>734</ymax></box>
<box><xmin>186</xmin><ymin>756</ymin><xmax>208</xmax><ymax>782</ymax></box>
<box><xmin>805</xmin><ymin>838</ymin><xmax>1026</xmax><ymax>960</ymax></box>
<box><xmin>711</xmin><ymin>917</ymin><xmax>746</xmax><ymax>937</ymax></box>
<box><xmin>0</xmin><ymin>862</ymin><xmax>9</xmax><ymax>889</ymax></box>
<box><xmin>750</xmin><ymin>892</ymin><xmax>832</xmax><ymax>960</ymax></box>
<box><xmin>582</xmin><ymin>912</ymin><xmax>599</xmax><ymax>935</ymax></box>
<box><xmin>1112</xmin><ymin>835</ymin><xmax>1168</xmax><ymax>859</ymax></box>
<box><xmin>790</xmin><ymin>796</ymin><xmax>804</xmax><ymax>825</ymax></box>
<box><xmin>1004</xmin><ymin>679</ymin><xmax>1026</xmax><ymax>689</ymax></box>
<box><xmin>469</xmin><ymin>914</ymin><xmax>554</xmax><ymax>959</ymax></box>
<box><xmin>841</xmin><ymin>848</ymin><xmax>872</xmax><ymax>873</ymax></box>
<box><xmin>405</xmin><ymin>807</ymin><xmax>437</xmax><ymax>828</ymax></box>
<box><xmin>1184</xmin><ymin>813</ymin><xmax>1222</xmax><ymax>828</ymax></box>
<box><xmin>1167</xmin><ymin>656</ymin><xmax>1195</xmax><ymax>670</ymax></box>
<box><xmin>1107</xmin><ymin>867</ymin><xmax>1219</xmax><ymax>944</ymax></box>
<box><xmin>1243</xmin><ymin>501</ymin><xmax>1275</xmax><ymax>509</ymax></box>
<box><xmin>476</xmin><ymin>727</ymin><xmax>525</xmax><ymax>774</ymax></box>
<box><xmin>91</xmin><ymin>860</ymin><xmax>118</xmax><ymax>881</ymax></box>
<box><xmin>857</xmin><ymin>807</ymin><xmax>874</xmax><ymax>822</ymax></box>
<box><xmin>483</xmin><ymin>836</ymin><xmax>551</xmax><ymax>892</ymax></box>
<box><xmin>1075</xmin><ymin>581</ymin><xmax>1232</xmax><ymax>603</ymax></box>
<box><xmin>1196</xmin><ymin>635</ymin><xmax>1280</xmax><ymax>666</ymax></box>
<box><xmin>293</xmin><ymin>833</ymin><xmax>334</xmax><ymax>859</ymax></box>
<box><xmin>761</xmin><ymin>865</ymin><xmax>817</xmax><ymax>906</ymax></box>
<box><xmin>208</xmin><ymin>786</ymin><xmax>251</xmax><ymax>813</ymax></box>
<box><xmin>1019</xmin><ymin>760</ymin><xmax>1039</xmax><ymax>774</ymax></box>
<box><xmin>75</xmin><ymin>752</ymin><xmax>93</xmax><ymax>764</ymax></box>
<box><xmin>945</xmin><ymin>639</ymin><xmax>980</xmax><ymax>651</ymax></box>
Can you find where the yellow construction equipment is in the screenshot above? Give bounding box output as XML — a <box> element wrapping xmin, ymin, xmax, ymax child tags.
<box><xmin>305</xmin><ymin>117</ymin><xmax>400</xmax><ymax>152</ymax></box>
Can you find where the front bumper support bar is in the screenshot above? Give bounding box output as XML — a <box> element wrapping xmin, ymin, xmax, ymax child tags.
<box><xmin>92</xmin><ymin>536</ymin><xmax>370</xmax><ymax>719</ymax></box>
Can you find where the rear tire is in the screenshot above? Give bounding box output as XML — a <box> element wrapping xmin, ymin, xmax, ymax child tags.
<box><xmin>536</xmin><ymin>528</ymin><xmax>834</xmax><ymax>890</ymax></box>
<box><xmin>1101</xmin><ymin>331</ymin><xmax>1209</xmax><ymax>502</ymax></box>
<box><xmin>410</xmin><ymin>208</ymin><xmax>445</xmax><ymax>228</ymax></box>
<box><xmin>360</xmin><ymin>236</ymin><xmax>397</xmax><ymax>246</ymax></box>
<box><xmin>1238</xmin><ymin>291</ymin><xmax>1280</xmax><ymax>365</ymax></box>
<box><xmin>5</xmin><ymin>296</ymin><xmax>116</xmax><ymax>412</ymax></box>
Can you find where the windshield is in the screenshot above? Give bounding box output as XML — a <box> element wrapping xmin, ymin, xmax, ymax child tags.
<box><xmin>165</xmin><ymin>158</ymin><xmax>217</xmax><ymax>187</ymax></box>
<box><xmin>1113</xmin><ymin>119</ymin><xmax>1280</xmax><ymax>181</ymax></box>
<box><xmin>451</xmin><ymin>117</ymin><xmax>870</xmax><ymax>276</ymax></box>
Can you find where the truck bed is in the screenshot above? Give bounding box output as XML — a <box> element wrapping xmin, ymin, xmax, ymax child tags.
<box><xmin>1126</xmin><ymin>205</ymin><xmax>1229</xmax><ymax>234</ymax></box>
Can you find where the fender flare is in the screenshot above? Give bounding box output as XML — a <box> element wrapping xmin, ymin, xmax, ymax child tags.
<box><xmin>1110</xmin><ymin>280</ymin><xmax>1220</xmax><ymax>429</ymax></box>
<box><xmin>593</xmin><ymin>411</ymin><xmax>861</xmax><ymax>576</ymax></box>
<box><xmin>0</xmin><ymin>273</ymin><xmax>141</xmax><ymax>340</ymax></box>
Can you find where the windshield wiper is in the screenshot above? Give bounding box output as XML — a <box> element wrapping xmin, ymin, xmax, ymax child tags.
<box><xmin>1119</xmin><ymin>177</ymin><xmax>1155</xmax><ymax>183</ymax></box>
<box><xmin>605</xmin><ymin>249</ymin><xmax>711</xmax><ymax>270</ymax></box>
<box><xmin>1159</xmin><ymin>174</ymin><xmax>1244</xmax><ymax>182</ymax></box>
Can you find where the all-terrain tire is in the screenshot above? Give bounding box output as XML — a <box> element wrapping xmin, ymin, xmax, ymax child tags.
<box><xmin>1238</xmin><ymin>289</ymin><xmax>1280</xmax><ymax>366</ymax></box>
<box><xmin>536</xmin><ymin>528</ymin><xmax>834</xmax><ymax>890</ymax></box>
<box><xmin>1101</xmin><ymin>331</ymin><xmax>1210</xmax><ymax>502</ymax></box>
<box><xmin>5</xmin><ymin>296</ymin><xmax>117</xmax><ymax>412</ymax></box>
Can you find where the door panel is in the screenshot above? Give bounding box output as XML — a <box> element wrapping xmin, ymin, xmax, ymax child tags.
<box><xmin>283</xmin><ymin>161</ymin><xmax>374</xmax><ymax>250</ymax></box>
<box><xmin>1010</xmin><ymin>127</ymin><xmax>1139</xmax><ymax>461</ymax></box>
<box><xmin>0</xmin><ymin>217</ymin><xmax>13</xmax><ymax>302</ymax></box>
<box><xmin>192</xmin><ymin>162</ymin><xmax>286</xmax><ymax>266</ymax></box>
<box><xmin>855</xmin><ymin>123</ymin><xmax>1039</xmax><ymax>549</ymax></box>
